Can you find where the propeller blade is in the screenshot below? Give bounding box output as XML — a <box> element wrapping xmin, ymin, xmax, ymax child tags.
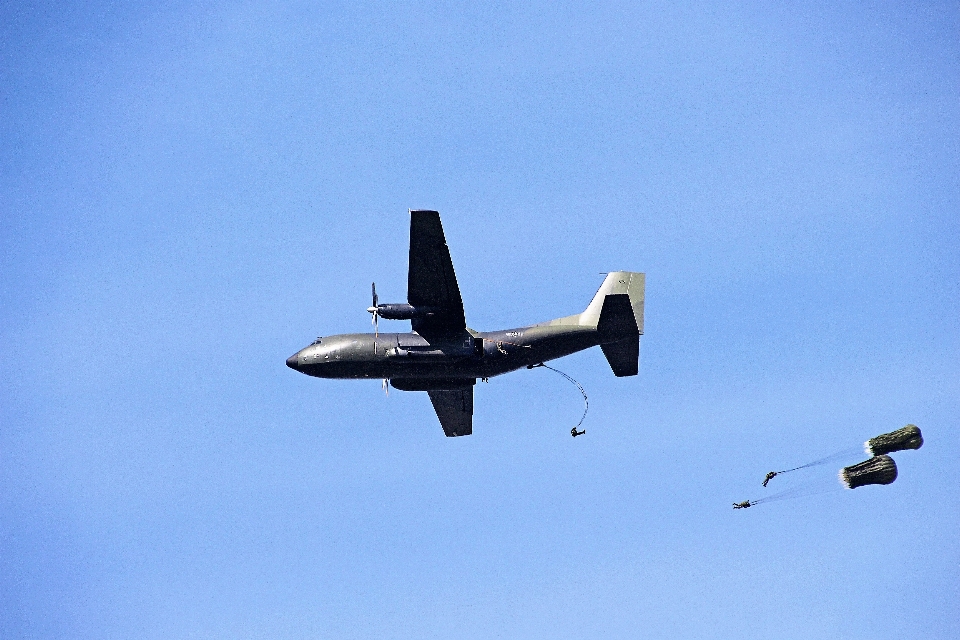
<box><xmin>370</xmin><ymin>282</ymin><xmax>380</xmax><ymax>330</ymax></box>
<box><xmin>370</xmin><ymin>282</ymin><xmax>379</xmax><ymax>338</ymax></box>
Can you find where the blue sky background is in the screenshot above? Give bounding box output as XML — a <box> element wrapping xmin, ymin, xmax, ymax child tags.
<box><xmin>2</xmin><ymin>2</ymin><xmax>958</xmax><ymax>638</ymax></box>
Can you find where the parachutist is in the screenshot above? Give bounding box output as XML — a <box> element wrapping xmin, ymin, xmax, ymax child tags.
<box><xmin>733</xmin><ymin>500</ymin><xmax>753</xmax><ymax>509</ymax></box>
<box><xmin>762</xmin><ymin>471</ymin><xmax>777</xmax><ymax>487</ymax></box>
<box><xmin>571</xmin><ymin>427</ymin><xmax>585</xmax><ymax>437</ymax></box>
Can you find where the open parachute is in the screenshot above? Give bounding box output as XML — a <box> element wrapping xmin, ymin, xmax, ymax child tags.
<box><xmin>865</xmin><ymin>424</ymin><xmax>923</xmax><ymax>456</ymax></box>
<box><xmin>735</xmin><ymin>424</ymin><xmax>923</xmax><ymax>508</ymax></box>
<box><xmin>837</xmin><ymin>425</ymin><xmax>923</xmax><ymax>490</ymax></box>
<box><xmin>840</xmin><ymin>454</ymin><xmax>898</xmax><ymax>489</ymax></box>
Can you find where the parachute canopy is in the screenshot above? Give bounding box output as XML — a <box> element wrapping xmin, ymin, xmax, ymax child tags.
<box><xmin>866</xmin><ymin>424</ymin><xmax>923</xmax><ymax>456</ymax></box>
<box><xmin>841</xmin><ymin>455</ymin><xmax>898</xmax><ymax>489</ymax></box>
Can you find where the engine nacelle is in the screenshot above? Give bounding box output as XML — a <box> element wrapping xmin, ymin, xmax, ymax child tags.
<box><xmin>370</xmin><ymin>303</ymin><xmax>439</xmax><ymax>320</ymax></box>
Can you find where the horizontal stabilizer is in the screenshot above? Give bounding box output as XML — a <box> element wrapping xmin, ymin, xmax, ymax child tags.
<box><xmin>597</xmin><ymin>292</ymin><xmax>640</xmax><ymax>376</ymax></box>
<box><xmin>600</xmin><ymin>337</ymin><xmax>639</xmax><ymax>377</ymax></box>
<box><xmin>597</xmin><ymin>293</ymin><xmax>639</xmax><ymax>343</ymax></box>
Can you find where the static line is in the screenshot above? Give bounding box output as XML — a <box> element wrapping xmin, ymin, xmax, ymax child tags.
<box><xmin>529</xmin><ymin>363</ymin><xmax>589</xmax><ymax>431</ymax></box>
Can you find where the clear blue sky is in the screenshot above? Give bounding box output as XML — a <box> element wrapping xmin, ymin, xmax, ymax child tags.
<box><xmin>2</xmin><ymin>2</ymin><xmax>958</xmax><ymax>638</ymax></box>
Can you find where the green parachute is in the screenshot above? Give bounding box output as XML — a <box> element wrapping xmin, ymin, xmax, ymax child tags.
<box><xmin>735</xmin><ymin>424</ymin><xmax>923</xmax><ymax>508</ymax></box>
<box><xmin>840</xmin><ymin>454</ymin><xmax>898</xmax><ymax>489</ymax></box>
<box><xmin>865</xmin><ymin>424</ymin><xmax>923</xmax><ymax>456</ymax></box>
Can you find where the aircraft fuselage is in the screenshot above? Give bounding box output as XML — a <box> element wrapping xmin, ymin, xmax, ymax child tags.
<box><xmin>285</xmin><ymin>209</ymin><xmax>643</xmax><ymax>435</ymax></box>
<box><xmin>286</xmin><ymin>324</ymin><xmax>599</xmax><ymax>384</ymax></box>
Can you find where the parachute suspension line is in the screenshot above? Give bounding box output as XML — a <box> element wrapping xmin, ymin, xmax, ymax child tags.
<box><xmin>529</xmin><ymin>363</ymin><xmax>589</xmax><ymax>432</ymax></box>
<box><xmin>773</xmin><ymin>446</ymin><xmax>863</xmax><ymax>475</ymax></box>
<box><xmin>746</xmin><ymin>480</ymin><xmax>845</xmax><ymax>508</ymax></box>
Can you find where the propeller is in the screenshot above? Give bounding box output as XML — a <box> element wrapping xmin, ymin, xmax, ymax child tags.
<box><xmin>367</xmin><ymin>282</ymin><xmax>379</xmax><ymax>341</ymax></box>
<box><xmin>382</xmin><ymin>378</ymin><xmax>389</xmax><ymax>396</ymax></box>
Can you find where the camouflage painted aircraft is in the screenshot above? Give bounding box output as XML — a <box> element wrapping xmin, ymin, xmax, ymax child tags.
<box><xmin>286</xmin><ymin>210</ymin><xmax>644</xmax><ymax>437</ymax></box>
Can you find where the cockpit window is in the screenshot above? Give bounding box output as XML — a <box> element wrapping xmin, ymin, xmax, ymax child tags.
<box><xmin>311</xmin><ymin>337</ymin><xmax>323</xmax><ymax>345</ymax></box>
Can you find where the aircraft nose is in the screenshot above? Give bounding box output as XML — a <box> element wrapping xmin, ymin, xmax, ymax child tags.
<box><xmin>286</xmin><ymin>354</ymin><xmax>300</xmax><ymax>370</ymax></box>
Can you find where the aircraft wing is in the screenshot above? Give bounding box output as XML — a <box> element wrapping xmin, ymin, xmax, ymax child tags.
<box><xmin>408</xmin><ymin>210</ymin><xmax>466</xmax><ymax>335</ymax></box>
<box><xmin>427</xmin><ymin>388</ymin><xmax>473</xmax><ymax>437</ymax></box>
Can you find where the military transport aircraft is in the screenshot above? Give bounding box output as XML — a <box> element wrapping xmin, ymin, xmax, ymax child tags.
<box><xmin>286</xmin><ymin>210</ymin><xmax>644</xmax><ymax>437</ymax></box>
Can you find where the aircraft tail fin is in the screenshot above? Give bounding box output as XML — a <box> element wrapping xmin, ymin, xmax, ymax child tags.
<box><xmin>585</xmin><ymin>272</ymin><xmax>644</xmax><ymax>377</ymax></box>
<box><xmin>532</xmin><ymin>271</ymin><xmax>644</xmax><ymax>376</ymax></box>
<box><xmin>581</xmin><ymin>272</ymin><xmax>644</xmax><ymax>334</ymax></box>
